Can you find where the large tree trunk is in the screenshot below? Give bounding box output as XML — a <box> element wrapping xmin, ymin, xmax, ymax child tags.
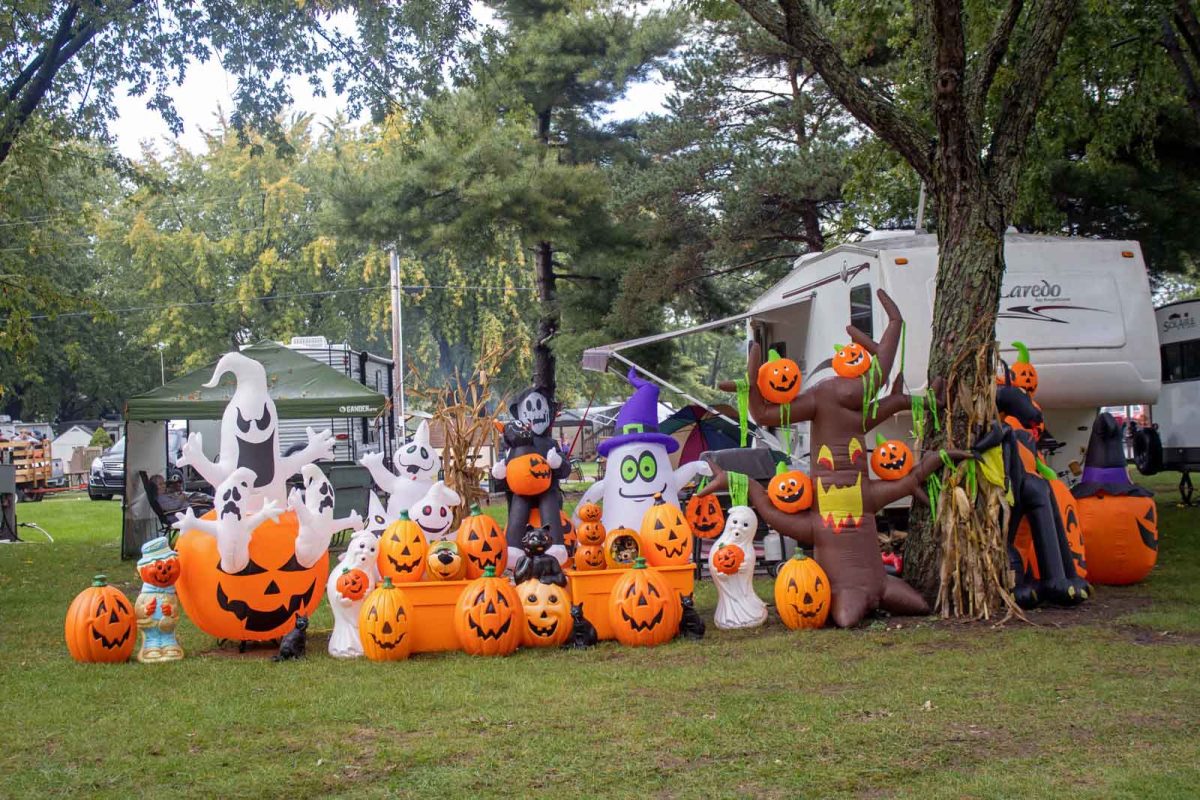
<box><xmin>532</xmin><ymin>108</ymin><xmax>558</xmax><ymax>396</ymax></box>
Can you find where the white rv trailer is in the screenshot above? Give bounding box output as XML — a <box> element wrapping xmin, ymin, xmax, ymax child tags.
<box><xmin>1142</xmin><ymin>299</ymin><xmax>1200</xmax><ymax>498</ymax></box>
<box><xmin>583</xmin><ymin>231</ymin><xmax>1161</xmax><ymax>476</ymax></box>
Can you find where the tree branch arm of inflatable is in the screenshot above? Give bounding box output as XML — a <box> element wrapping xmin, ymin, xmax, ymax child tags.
<box><xmin>699</xmin><ymin>458</ymin><xmax>815</xmax><ymax>546</ymax></box>
<box><xmin>849</xmin><ymin>288</ymin><xmax>904</xmax><ymax>384</ymax></box>
<box><xmin>863</xmin><ymin>377</ymin><xmax>947</xmax><ymax>431</ymax></box>
<box><xmin>867</xmin><ymin>450</ymin><xmax>973</xmax><ymax>510</ymax></box>
<box><xmin>717</xmin><ymin>342</ymin><xmax>819</xmax><ymax>427</ymax></box>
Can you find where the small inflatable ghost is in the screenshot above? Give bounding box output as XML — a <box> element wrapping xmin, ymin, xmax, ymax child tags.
<box><xmin>365</xmin><ymin>492</ymin><xmax>390</xmax><ymax>538</ymax></box>
<box><xmin>709</xmin><ymin>506</ymin><xmax>767</xmax><ymax>630</ymax></box>
<box><xmin>575</xmin><ymin>369</ymin><xmax>710</xmax><ymax>531</ymax></box>
<box><xmin>326</xmin><ymin>530</ymin><xmax>381</xmax><ymax>658</ymax></box>
<box><xmin>177</xmin><ymin>352</ymin><xmax>335</xmax><ymax>509</ymax></box>
<box><xmin>174</xmin><ymin>467</ymin><xmax>282</xmax><ymax>574</ymax></box>
<box><xmin>360</xmin><ymin>420</ymin><xmax>440</xmax><ymax>520</ymax></box>
<box><xmin>409</xmin><ymin>480</ymin><xmax>462</xmax><ymax>542</ymax></box>
<box><xmin>288</xmin><ymin>464</ymin><xmax>366</xmax><ymax>568</ymax></box>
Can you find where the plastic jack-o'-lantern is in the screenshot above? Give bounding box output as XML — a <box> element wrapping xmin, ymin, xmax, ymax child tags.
<box><xmin>176</xmin><ymin>511</ymin><xmax>329</xmax><ymax>642</ymax></box>
<box><xmin>378</xmin><ymin>511</ymin><xmax>428</xmax><ymax>583</ymax></box>
<box><xmin>1053</xmin><ymin>480</ymin><xmax>1087</xmax><ymax>581</ymax></box>
<box><xmin>454</xmin><ymin>566</ymin><xmax>524</xmax><ymax>656</ymax></box>
<box><xmin>685</xmin><ymin>493</ymin><xmax>724</xmax><ymax>538</ymax></box>
<box><xmin>871</xmin><ymin>434</ymin><xmax>915</xmax><ymax>480</ymax></box>
<box><xmin>456</xmin><ymin>506</ymin><xmax>508</xmax><ymax>579</ymax></box>
<box><xmin>1006</xmin><ymin>341</ymin><xmax>1039</xmax><ymax>395</ymax></box>
<box><xmin>336</xmin><ymin>568</ymin><xmax>369</xmax><ymax>601</ymax></box>
<box><xmin>359</xmin><ymin>577</ymin><xmax>413</xmax><ymax>661</ymax></box>
<box><xmin>767</xmin><ymin>469</ymin><xmax>814</xmax><ymax>514</ymax></box>
<box><xmin>506</xmin><ymin>452</ymin><xmax>553</xmax><ymax>497</ymax></box>
<box><xmin>712</xmin><ymin>544</ymin><xmax>744</xmax><ymax>576</ymax></box>
<box><xmin>517</xmin><ymin>578</ymin><xmax>572</xmax><ymax>647</ymax></box>
<box><xmin>774</xmin><ymin>551</ymin><xmax>830</xmax><ymax>630</ymax></box>
<box><xmin>139</xmin><ymin>556</ymin><xmax>181</xmax><ymax>588</ymax></box>
<box><xmin>604</xmin><ymin>527</ymin><xmax>642</xmax><ymax>569</ymax></box>
<box><xmin>65</xmin><ymin>575</ymin><xmax>136</xmax><ymax>663</ymax></box>
<box><xmin>756</xmin><ymin>349</ymin><xmax>802</xmax><ymax>405</ymax></box>
<box><xmin>576</xmin><ymin>502</ymin><xmax>607</xmax><ymax>547</ymax></box>
<box><xmin>639</xmin><ymin>493</ymin><xmax>694</xmax><ymax>566</ymax></box>
<box><xmin>608</xmin><ymin>558</ymin><xmax>681</xmax><ymax>647</ymax></box>
<box><xmin>573</xmin><ymin>544</ymin><xmax>607</xmax><ymax>571</ymax></box>
<box><xmin>426</xmin><ymin>540</ymin><xmax>467</xmax><ymax>581</ymax></box>
<box><xmin>832</xmin><ymin>342</ymin><xmax>872</xmax><ymax>379</ymax></box>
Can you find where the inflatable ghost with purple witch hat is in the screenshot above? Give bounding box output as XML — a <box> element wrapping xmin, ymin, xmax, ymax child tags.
<box><xmin>575</xmin><ymin>369</ymin><xmax>711</xmax><ymax>532</ymax></box>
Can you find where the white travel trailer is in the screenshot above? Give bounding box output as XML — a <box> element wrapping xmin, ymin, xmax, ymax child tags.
<box><xmin>583</xmin><ymin>231</ymin><xmax>1161</xmax><ymax>475</ymax></box>
<box><xmin>1140</xmin><ymin>299</ymin><xmax>1200</xmax><ymax>500</ymax></box>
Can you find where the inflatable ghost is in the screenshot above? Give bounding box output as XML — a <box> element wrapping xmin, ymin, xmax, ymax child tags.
<box><xmin>177</xmin><ymin>352</ymin><xmax>335</xmax><ymax>509</ymax></box>
<box><xmin>326</xmin><ymin>530</ymin><xmax>381</xmax><ymax>658</ymax></box>
<box><xmin>365</xmin><ymin>492</ymin><xmax>390</xmax><ymax>538</ymax></box>
<box><xmin>709</xmin><ymin>506</ymin><xmax>767</xmax><ymax>630</ymax></box>
<box><xmin>576</xmin><ymin>369</ymin><xmax>710</xmax><ymax>531</ymax></box>
<box><xmin>409</xmin><ymin>480</ymin><xmax>462</xmax><ymax>542</ymax></box>
<box><xmin>174</xmin><ymin>467</ymin><xmax>282</xmax><ymax>574</ymax></box>
<box><xmin>288</xmin><ymin>464</ymin><xmax>366</xmax><ymax>568</ymax></box>
<box><xmin>360</xmin><ymin>420</ymin><xmax>439</xmax><ymax>520</ymax></box>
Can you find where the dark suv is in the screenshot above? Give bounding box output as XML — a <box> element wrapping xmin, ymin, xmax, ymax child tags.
<box><xmin>88</xmin><ymin>429</ymin><xmax>186</xmax><ymax>501</ymax></box>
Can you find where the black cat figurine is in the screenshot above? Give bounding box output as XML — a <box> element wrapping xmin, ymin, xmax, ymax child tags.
<box><xmin>273</xmin><ymin>614</ymin><xmax>308</xmax><ymax>661</ymax></box>
<box><xmin>677</xmin><ymin>593</ymin><xmax>706</xmax><ymax>640</ymax></box>
<box><xmin>562</xmin><ymin>603</ymin><xmax>598</xmax><ymax>649</ymax></box>
<box><xmin>514</xmin><ymin>525</ymin><xmax>566</xmax><ymax>586</ymax></box>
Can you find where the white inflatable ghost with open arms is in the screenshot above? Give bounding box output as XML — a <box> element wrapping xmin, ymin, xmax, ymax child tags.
<box><xmin>359</xmin><ymin>420</ymin><xmax>439</xmax><ymax>520</ymax></box>
<box><xmin>288</xmin><ymin>464</ymin><xmax>366</xmax><ymax>568</ymax></box>
<box><xmin>173</xmin><ymin>467</ymin><xmax>282</xmax><ymax>573</ymax></box>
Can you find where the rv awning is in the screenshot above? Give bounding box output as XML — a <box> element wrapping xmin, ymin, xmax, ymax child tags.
<box><xmin>124</xmin><ymin>341</ymin><xmax>388</xmax><ymax>421</ymax></box>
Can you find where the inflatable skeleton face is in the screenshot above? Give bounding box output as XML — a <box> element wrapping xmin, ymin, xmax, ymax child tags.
<box><xmin>511</xmin><ymin>387</ymin><xmax>554</xmax><ymax>437</ymax></box>
<box><xmin>411</xmin><ymin>480</ymin><xmax>462</xmax><ymax>541</ymax></box>
<box><xmin>207</xmin><ymin>353</ymin><xmax>278</xmax><ymax>490</ymax></box>
<box><xmin>395</xmin><ymin>420</ymin><xmax>440</xmax><ymax>480</ymax></box>
<box><xmin>600</xmin><ymin>441</ymin><xmax>679</xmax><ymax>531</ymax></box>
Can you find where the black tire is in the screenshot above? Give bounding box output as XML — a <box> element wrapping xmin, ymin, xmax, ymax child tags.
<box><xmin>88</xmin><ymin>489</ymin><xmax>112</xmax><ymax>501</ymax></box>
<box><xmin>1133</xmin><ymin>426</ymin><xmax>1163</xmax><ymax>476</ymax></box>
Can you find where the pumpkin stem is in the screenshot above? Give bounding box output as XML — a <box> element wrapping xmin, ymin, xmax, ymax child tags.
<box><xmin>792</xmin><ymin>550</ymin><xmax>808</xmax><ymax>561</ymax></box>
<box><xmin>91</xmin><ymin>575</ymin><xmax>107</xmax><ymax>587</ymax></box>
<box><xmin>382</xmin><ymin>577</ymin><xmax>394</xmax><ymax>589</ymax></box>
<box><xmin>875</xmin><ymin>432</ymin><xmax>887</xmax><ymax>447</ymax></box>
<box><xmin>653</xmin><ymin>492</ymin><xmax>664</xmax><ymax>503</ymax></box>
<box><xmin>1012</xmin><ymin>341</ymin><xmax>1030</xmax><ymax>364</ymax></box>
<box><xmin>399</xmin><ymin>510</ymin><xmax>410</xmax><ymax>520</ymax></box>
<box><xmin>833</xmin><ymin>343</ymin><xmax>844</xmax><ymax>353</ymax></box>
<box><xmin>633</xmin><ymin>557</ymin><xmax>647</xmax><ymax>570</ymax></box>
<box><xmin>483</xmin><ymin>565</ymin><xmax>497</xmax><ymax>578</ymax></box>
<box><xmin>469</xmin><ymin>504</ymin><xmax>482</xmax><ymax>515</ymax></box>
<box><xmin>767</xmin><ymin>348</ymin><xmax>782</xmax><ymax>363</ymax></box>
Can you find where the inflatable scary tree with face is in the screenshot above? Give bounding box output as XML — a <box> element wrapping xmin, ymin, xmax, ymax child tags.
<box><xmin>701</xmin><ymin>289</ymin><xmax>964</xmax><ymax>628</ymax></box>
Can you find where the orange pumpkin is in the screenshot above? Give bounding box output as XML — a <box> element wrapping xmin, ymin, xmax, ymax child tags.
<box><xmin>336</xmin><ymin>568</ymin><xmax>369</xmax><ymax>601</ymax></box>
<box><xmin>378</xmin><ymin>512</ymin><xmax>428</xmax><ymax>583</ymax></box>
<box><xmin>456</xmin><ymin>506</ymin><xmax>508</xmax><ymax>578</ymax></box>
<box><xmin>832</xmin><ymin>342</ymin><xmax>871</xmax><ymax>378</ymax></box>
<box><xmin>138</xmin><ymin>556</ymin><xmax>181</xmax><ymax>588</ymax></box>
<box><xmin>608</xmin><ymin>558</ymin><xmax>681</xmax><ymax>646</ymax></box>
<box><xmin>639</xmin><ymin>493</ymin><xmax>694</xmax><ymax>566</ymax></box>
<box><xmin>576</xmin><ymin>502</ymin><xmax>606</xmax><ymax>546</ymax></box>
<box><xmin>454</xmin><ymin>566</ymin><xmax>524</xmax><ymax>656</ymax></box>
<box><xmin>1077</xmin><ymin>494</ymin><xmax>1157</xmax><ymax>585</ymax></box>
<box><xmin>359</xmin><ymin>577</ymin><xmax>413</xmax><ymax>661</ymax></box>
<box><xmin>518</xmin><ymin>578</ymin><xmax>573</xmax><ymax>647</ymax></box>
<box><xmin>767</xmin><ymin>470</ymin><xmax>814</xmax><ymax>513</ymax></box>
<box><xmin>1007</xmin><ymin>341</ymin><xmax>1039</xmax><ymax>395</ymax></box>
<box><xmin>774</xmin><ymin>551</ymin><xmax>830</xmax><ymax>629</ymax></box>
<box><xmin>604</xmin><ymin>527</ymin><xmax>642</xmax><ymax>569</ymax></box>
<box><xmin>757</xmin><ymin>350</ymin><xmax>801</xmax><ymax>405</ymax></box>
<box><xmin>685</xmin><ymin>493</ymin><xmax>724</xmax><ymax>538</ymax></box>
<box><xmin>506</xmin><ymin>452</ymin><xmax>553</xmax><ymax>496</ymax></box>
<box><xmin>65</xmin><ymin>575</ymin><xmax>136</xmax><ymax>663</ymax></box>
<box><xmin>871</xmin><ymin>434</ymin><xmax>914</xmax><ymax>480</ymax></box>
<box><xmin>573</xmin><ymin>544</ymin><xmax>608</xmax><ymax>571</ymax></box>
<box><xmin>711</xmin><ymin>544</ymin><xmax>744</xmax><ymax>576</ymax></box>
<box><xmin>176</xmin><ymin>511</ymin><xmax>328</xmax><ymax>642</ymax></box>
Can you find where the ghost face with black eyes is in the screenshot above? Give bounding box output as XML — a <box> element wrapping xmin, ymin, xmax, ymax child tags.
<box><xmin>599</xmin><ymin>442</ymin><xmax>677</xmax><ymax>531</ymax></box>
<box><xmin>516</xmin><ymin>389</ymin><xmax>553</xmax><ymax>437</ymax></box>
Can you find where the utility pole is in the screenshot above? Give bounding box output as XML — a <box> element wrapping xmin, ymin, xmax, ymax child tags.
<box><xmin>389</xmin><ymin>249</ymin><xmax>406</xmax><ymax>441</ymax></box>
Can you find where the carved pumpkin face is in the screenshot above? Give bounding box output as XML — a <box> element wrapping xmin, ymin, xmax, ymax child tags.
<box><xmin>456</xmin><ymin>507</ymin><xmax>508</xmax><ymax>578</ymax></box>
<box><xmin>507</xmin><ymin>452</ymin><xmax>553</xmax><ymax>496</ymax></box>
<box><xmin>871</xmin><ymin>438</ymin><xmax>914</xmax><ymax>480</ymax></box>
<box><xmin>573</xmin><ymin>544</ymin><xmax>607</xmax><ymax>571</ymax></box>
<box><xmin>774</xmin><ymin>551</ymin><xmax>830</xmax><ymax>629</ymax></box>
<box><xmin>1051</xmin><ymin>480</ymin><xmax>1087</xmax><ymax>580</ymax></box>
<box><xmin>578</xmin><ymin>502</ymin><xmax>602</xmax><ymax>523</ymax></box>
<box><xmin>378</xmin><ymin>514</ymin><xmax>428</xmax><ymax>583</ymax></box>
<box><xmin>768</xmin><ymin>470</ymin><xmax>814</xmax><ymax>513</ymax></box>
<box><xmin>757</xmin><ymin>355</ymin><xmax>801</xmax><ymax>405</ymax></box>
<box><xmin>711</xmin><ymin>544</ymin><xmax>744</xmax><ymax>576</ymax></box>
<box><xmin>176</xmin><ymin>511</ymin><xmax>329</xmax><ymax>641</ymax></box>
<box><xmin>1077</xmin><ymin>494</ymin><xmax>1157</xmax><ymax>585</ymax></box>
<box><xmin>65</xmin><ymin>575</ymin><xmax>136</xmax><ymax>663</ymax></box>
<box><xmin>518</xmin><ymin>578</ymin><xmax>572</xmax><ymax>647</ymax></box>
<box><xmin>608</xmin><ymin>558</ymin><xmax>680</xmax><ymax>646</ymax></box>
<box><xmin>604</xmin><ymin>527</ymin><xmax>642</xmax><ymax>569</ymax></box>
<box><xmin>454</xmin><ymin>568</ymin><xmax>523</xmax><ymax>656</ymax></box>
<box><xmin>685</xmin><ymin>493</ymin><xmax>724</xmax><ymax>539</ymax></box>
<box><xmin>359</xmin><ymin>577</ymin><xmax>413</xmax><ymax>661</ymax></box>
<box><xmin>1009</xmin><ymin>362</ymin><xmax>1038</xmax><ymax>395</ymax></box>
<box><xmin>832</xmin><ymin>343</ymin><xmax>871</xmax><ymax>378</ymax></box>
<box><xmin>639</xmin><ymin>493</ymin><xmax>694</xmax><ymax>566</ymax></box>
<box><xmin>426</xmin><ymin>540</ymin><xmax>466</xmax><ymax>581</ymax></box>
<box><xmin>139</xmin><ymin>556</ymin><xmax>181</xmax><ymax>588</ymax></box>
<box><xmin>577</xmin><ymin>519</ymin><xmax>606</xmax><ymax>547</ymax></box>
<box><xmin>336</xmin><ymin>568</ymin><xmax>369</xmax><ymax>601</ymax></box>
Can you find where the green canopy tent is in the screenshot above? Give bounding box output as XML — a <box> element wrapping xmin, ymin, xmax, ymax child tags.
<box><xmin>121</xmin><ymin>341</ymin><xmax>391</xmax><ymax>558</ymax></box>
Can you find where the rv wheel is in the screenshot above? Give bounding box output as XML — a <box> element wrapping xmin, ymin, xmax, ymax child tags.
<box><xmin>1133</xmin><ymin>426</ymin><xmax>1163</xmax><ymax>476</ymax></box>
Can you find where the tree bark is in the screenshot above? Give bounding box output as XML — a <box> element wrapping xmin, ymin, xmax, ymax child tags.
<box><xmin>532</xmin><ymin>107</ymin><xmax>558</xmax><ymax>396</ymax></box>
<box><xmin>1162</xmin><ymin>14</ymin><xmax>1200</xmax><ymax>128</ymax></box>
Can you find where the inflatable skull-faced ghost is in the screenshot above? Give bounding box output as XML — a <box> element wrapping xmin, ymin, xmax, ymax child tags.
<box><xmin>709</xmin><ymin>506</ymin><xmax>767</xmax><ymax>630</ymax></box>
<box><xmin>288</xmin><ymin>464</ymin><xmax>366</xmax><ymax>568</ymax></box>
<box><xmin>575</xmin><ymin>370</ymin><xmax>710</xmax><ymax>532</ymax></box>
<box><xmin>176</xmin><ymin>352</ymin><xmax>336</xmax><ymax>510</ymax></box>
<box><xmin>326</xmin><ymin>529</ymin><xmax>381</xmax><ymax>658</ymax></box>
<box><xmin>365</xmin><ymin>492</ymin><xmax>390</xmax><ymax>538</ymax></box>
<box><xmin>174</xmin><ymin>467</ymin><xmax>282</xmax><ymax>574</ymax></box>
<box><xmin>409</xmin><ymin>480</ymin><xmax>462</xmax><ymax>542</ymax></box>
<box><xmin>359</xmin><ymin>420</ymin><xmax>439</xmax><ymax>521</ymax></box>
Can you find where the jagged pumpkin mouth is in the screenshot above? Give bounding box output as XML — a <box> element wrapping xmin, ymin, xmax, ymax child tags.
<box><xmin>620</xmin><ymin>606</ymin><xmax>664</xmax><ymax>631</ymax></box>
<box><xmin>216</xmin><ymin>580</ymin><xmax>315</xmax><ymax>633</ymax></box>
<box><xmin>468</xmin><ymin>615</ymin><xmax>512</xmax><ymax>640</ymax></box>
<box><xmin>527</xmin><ymin>619</ymin><xmax>559</xmax><ymax>638</ymax></box>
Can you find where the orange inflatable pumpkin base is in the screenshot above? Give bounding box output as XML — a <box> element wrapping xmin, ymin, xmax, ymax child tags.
<box><xmin>1077</xmin><ymin>494</ymin><xmax>1158</xmax><ymax>585</ymax></box>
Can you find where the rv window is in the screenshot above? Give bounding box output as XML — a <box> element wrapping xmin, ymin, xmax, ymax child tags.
<box><xmin>1161</xmin><ymin>340</ymin><xmax>1200</xmax><ymax>383</ymax></box>
<box><xmin>850</xmin><ymin>284</ymin><xmax>873</xmax><ymax>339</ymax></box>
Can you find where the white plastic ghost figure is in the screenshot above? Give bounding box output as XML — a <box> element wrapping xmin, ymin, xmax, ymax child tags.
<box><xmin>575</xmin><ymin>443</ymin><xmax>711</xmax><ymax>532</ymax></box>
<box><xmin>326</xmin><ymin>529</ymin><xmax>381</xmax><ymax>659</ymax></box>
<box><xmin>359</xmin><ymin>420</ymin><xmax>439</xmax><ymax>520</ymax></box>
<box><xmin>709</xmin><ymin>506</ymin><xmax>767</xmax><ymax>630</ymax></box>
<box><xmin>409</xmin><ymin>480</ymin><xmax>462</xmax><ymax>542</ymax></box>
<box><xmin>365</xmin><ymin>492</ymin><xmax>390</xmax><ymax>537</ymax></box>
<box><xmin>288</xmin><ymin>464</ymin><xmax>366</xmax><ymax>568</ymax></box>
<box><xmin>176</xmin><ymin>352</ymin><xmax>336</xmax><ymax>509</ymax></box>
<box><xmin>174</xmin><ymin>467</ymin><xmax>282</xmax><ymax>574</ymax></box>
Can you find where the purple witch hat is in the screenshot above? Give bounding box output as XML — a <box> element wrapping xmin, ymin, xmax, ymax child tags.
<box><xmin>597</xmin><ymin>369</ymin><xmax>679</xmax><ymax>458</ymax></box>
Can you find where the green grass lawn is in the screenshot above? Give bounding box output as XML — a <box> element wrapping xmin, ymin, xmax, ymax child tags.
<box><xmin>1</xmin><ymin>481</ymin><xmax>1198</xmax><ymax>799</ymax></box>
